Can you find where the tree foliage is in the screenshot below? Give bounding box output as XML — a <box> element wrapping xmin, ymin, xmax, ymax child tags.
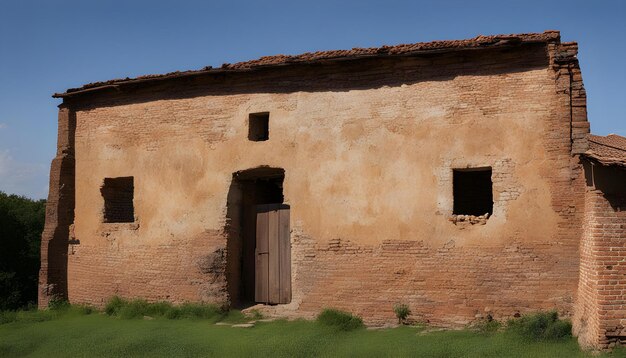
<box><xmin>0</xmin><ymin>191</ymin><xmax>45</xmax><ymax>310</ymax></box>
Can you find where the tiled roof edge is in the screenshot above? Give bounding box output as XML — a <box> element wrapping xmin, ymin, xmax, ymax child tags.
<box><xmin>53</xmin><ymin>31</ymin><xmax>561</xmax><ymax>98</ymax></box>
<box><xmin>584</xmin><ymin>134</ymin><xmax>626</xmax><ymax>167</ymax></box>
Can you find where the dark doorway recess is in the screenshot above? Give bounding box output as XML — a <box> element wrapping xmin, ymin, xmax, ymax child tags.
<box><xmin>453</xmin><ymin>167</ymin><xmax>493</xmax><ymax>216</ymax></box>
<box><xmin>225</xmin><ymin>167</ymin><xmax>287</xmax><ymax>308</ymax></box>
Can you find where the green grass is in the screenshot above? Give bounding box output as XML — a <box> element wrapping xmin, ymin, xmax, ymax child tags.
<box><xmin>0</xmin><ymin>303</ymin><xmax>96</xmax><ymax>324</ymax></box>
<box><xmin>104</xmin><ymin>297</ymin><xmax>228</xmax><ymax>321</ymax></box>
<box><xmin>0</xmin><ymin>308</ymin><xmax>624</xmax><ymax>357</ymax></box>
<box><xmin>101</xmin><ymin>296</ymin><xmax>249</xmax><ymax>324</ymax></box>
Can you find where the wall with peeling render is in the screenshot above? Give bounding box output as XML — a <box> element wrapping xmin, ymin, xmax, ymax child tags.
<box><xmin>47</xmin><ymin>42</ymin><xmax>589</xmax><ymax>329</ymax></box>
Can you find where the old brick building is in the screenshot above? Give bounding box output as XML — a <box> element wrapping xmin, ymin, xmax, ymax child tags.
<box><xmin>576</xmin><ymin>134</ymin><xmax>626</xmax><ymax>348</ymax></box>
<box><xmin>39</xmin><ymin>31</ymin><xmax>625</xmax><ymax>349</ymax></box>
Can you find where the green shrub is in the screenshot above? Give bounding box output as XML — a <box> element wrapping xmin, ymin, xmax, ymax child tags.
<box><xmin>393</xmin><ymin>303</ymin><xmax>411</xmax><ymax>324</ymax></box>
<box><xmin>74</xmin><ymin>304</ymin><xmax>96</xmax><ymax>315</ymax></box>
<box><xmin>317</xmin><ymin>309</ymin><xmax>364</xmax><ymax>331</ymax></box>
<box><xmin>0</xmin><ymin>311</ymin><xmax>18</xmax><ymax>324</ymax></box>
<box><xmin>104</xmin><ymin>296</ymin><xmax>225</xmax><ymax>320</ymax></box>
<box><xmin>507</xmin><ymin>311</ymin><xmax>572</xmax><ymax>341</ymax></box>
<box><xmin>104</xmin><ymin>296</ymin><xmax>125</xmax><ymax>316</ymax></box>
<box><xmin>612</xmin><ymin>345</ymin><xmax>626</xmax><ymax>356</ymax></box>
<box><xmin>543</xmin><ymin>318</ymin><xmax>572</xmax><ymax>340</ymax></box>
<box><xmin>473</xmin><ymin>317</ymin><xmax>501</xmax><ymax>334</ymax></box>
<box><xmin>48</xmin><ymin>299</ymin><xmax>70</xmax><ymax>311</ymax></box>
<box><xmin>115</xmin><ymin>300</ymin><xmax>144</xmax><ymax>319</ymax></box>
<box><xmin>143</xmin><ymin>301</ymin><xmax>174</xmax><ymax>318</ymax></box>
<box><xmin>117</xmin><ymin>299</ymin><xmax>171</xmax><ymax>319</ymax></box>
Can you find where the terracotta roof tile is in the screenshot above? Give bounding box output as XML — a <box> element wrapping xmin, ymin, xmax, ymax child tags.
<box><xmin>54</xmin><ymin>31</ymin><xmax>561</xmax><ymax>98</ymax></box>
<box><xmin>586</xmin><ymin>134</ymin><xmax>626</xmax><ymax>166</ymax></box>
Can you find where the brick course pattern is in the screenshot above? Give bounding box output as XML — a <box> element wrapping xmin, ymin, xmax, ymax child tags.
<box><xmin>38</xmin><ymin>106</ymin><xmax>75</xmax><ymax>307</ymax></box>
<box><xmin>576</xmin><ymin>188</ymin><xmax>626</xmax><ymax>348</ymax></box>
<box><xmin>574</xmin><ymin>147</ymin><xmax>626</xmax><ymax>349</ymax></box>
<box><xmin>39</xmin><ymin>31</ymin><xmax>624</xmax><ymax>350</ymax></box>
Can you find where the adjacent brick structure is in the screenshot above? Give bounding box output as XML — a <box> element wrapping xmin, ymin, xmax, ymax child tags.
<box><xmin>40</xmin><ymin>31</ymin><xmax>624</xmax><ymax>349</ymax></box>
<box><xmin>574</xmin><ymin>136</ymin><xmax>626</xmax><ymax>349</ymax></box>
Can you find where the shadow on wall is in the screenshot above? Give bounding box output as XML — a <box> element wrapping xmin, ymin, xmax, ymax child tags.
<box><xmin>583</xmin><ymin>161</ymin><xmax>626</xmax><ymax>210</ymax></box>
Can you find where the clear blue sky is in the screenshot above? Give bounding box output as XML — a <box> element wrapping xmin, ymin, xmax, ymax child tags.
<box><xmin>0</xmin><ymin>0</ymin><xmax>624</xmax><ymax>199</ymax></box>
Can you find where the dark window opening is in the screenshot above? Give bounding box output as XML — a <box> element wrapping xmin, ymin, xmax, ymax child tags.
<box><xmin>101</xmin><ymin>177</ymin><xmax>135</xmax><ymax>223</ymax></box>
<box><xmin>248</xmin><ymin>112</ymin><xmax>269</xmax><ymax>141</ymax></box>
<box><xmin>453</xmin><ymin>168</ymin><xmax>493</xmax><ymax>216</ymax></box>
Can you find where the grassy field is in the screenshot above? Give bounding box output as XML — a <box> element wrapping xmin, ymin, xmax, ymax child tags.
<box><xmin>1</xmin><ymin>307</ymin><xmax>624</xmax><ymax>358</ymax></box>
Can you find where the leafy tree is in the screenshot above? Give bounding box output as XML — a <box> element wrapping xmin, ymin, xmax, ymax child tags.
<box><xmin>0</xmin><ymin>191</ymin><xmax>46</xmax><ymax>310</ymax></box>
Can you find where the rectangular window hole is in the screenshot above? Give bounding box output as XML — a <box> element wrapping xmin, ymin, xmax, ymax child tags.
<box><xmin>101</xmin><ymin>176</ymin><xmax>135</xmax><ymax>223</ymax></box>
<box><xmin>248</xmin><ymin>112</ymin><xmax>269</xmax><ymax>141</ymax></box>
<box><xmin>453</xmin><ymin>167</ymin><xmax>493</xmax><ymax>216</ymax></box>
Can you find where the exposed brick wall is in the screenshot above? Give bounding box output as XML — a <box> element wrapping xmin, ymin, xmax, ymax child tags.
<box><xmin>549</xmin><ymin>41</ymin><xmax>589</xmax><ymax>155</ymax></box>
<box><xmin>289</xmin><ymin>235</ymin><xmax>579</xmax><ymax>326</ymax></box>
<box><xmin>67</xmin><ymin>229</ymin><xmax>228</xmax><ymax>306</ymax></box>
<box><xmin>38</xmin><ymin>106</ymin><xmax>75</xmax><ymax>307</ymax></box>
<box><xmin>575</xmin><ymin>161</ymin><xmax>626</xmax><ymax>349</ymax></box>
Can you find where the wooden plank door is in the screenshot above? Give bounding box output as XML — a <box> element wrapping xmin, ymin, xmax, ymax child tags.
<box><xmin>254</xmin><ymin>205</ymin><xmax>269</xmax><ymax>303</ymax></box>
<box><xmin>278</xmin><ymin>207</ymin><xmax>291</xmax><ymax>303</ymax></box>
<box><xmin>255</xmin><ymin>204</ymin><xmax>291</xmax><ymax>304</ymax></box>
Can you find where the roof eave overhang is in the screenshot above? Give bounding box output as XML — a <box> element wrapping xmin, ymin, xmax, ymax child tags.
<box><xmin>583</xmin><ymin>153</ymin><xmax>626</xmax><ymax>168</ymax></box>
<box><xmin>53</xmin><ymin>33</ymin><xmax>559</xmax><ymax>99</ymax></box>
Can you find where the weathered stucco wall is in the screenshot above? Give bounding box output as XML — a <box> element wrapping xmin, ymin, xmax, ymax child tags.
<box><xmin>54</xmin><ymin>43</ymin><xmax>587</xmax><ymax>327</ymax></box>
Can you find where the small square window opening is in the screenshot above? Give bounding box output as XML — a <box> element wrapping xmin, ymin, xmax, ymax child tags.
<box><xmin>248</xmin><ymin>112</ymin><xmax>269</xmax><ymax>141</ymax></box>
<box><xmin>101</xmin><ymin>176</ymin><xmax>135</xmax><ymax>223</ymax></box>
<box><xmin>453</xmin><ymin>167</ymin><xmax>493</xmax><ymax>216</ymax></box>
